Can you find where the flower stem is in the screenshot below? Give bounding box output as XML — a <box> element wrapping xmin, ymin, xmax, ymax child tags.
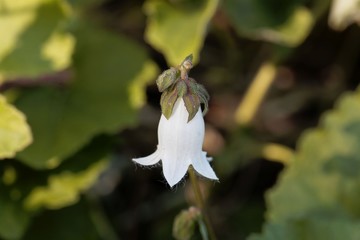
<box><xmin>188</xmin><ymin>167</ymin><xmax>217</xmax><ymax>240</ymax></box>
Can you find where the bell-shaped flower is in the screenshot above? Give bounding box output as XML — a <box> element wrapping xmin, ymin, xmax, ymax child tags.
<box><xmin>133</xmin><ymin>99</ymin><xmax>218</xmax><ymax>187</ymax></box>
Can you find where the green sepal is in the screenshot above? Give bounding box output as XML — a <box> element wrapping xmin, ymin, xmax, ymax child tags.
<box><xmin>157</xmin><ymin>55</ymin><xmax>210</xmax><ymax>122</ymax></box>
<box><xmin>187</xmin><ymin>78</ymin><xmax>198</xmax><ymax>92</ymax></box>
<box><xmin>183</xmin><ymin>92</ymin><xmax>200</xmax><ymax>122</ymax></box>
<box><xmin>196</xmin><ymin>83</ymin><xmax>210</xmax><ymax>101</ymax></box>
<box><xmin>176</xmin><ymin>80</ymin><xmax>187</xmax><ymax>97</ymax></box>
<box><xmin>187</xmin><ymin>79</ymin><xmax>209</xmax><ymax>116</ymax></box>
<box><xmin>160</xmin><ymin>86</ymin><xmax>178</xmax><ymax>119</ymax></box>
<box><xmin>156</xmin><ymin>67</ymin><xmax>180</xmax><ymax>92</ymax></box>
<box><xmin>197</xmin><ymin>92</ymin><xmax>209</xmax><ymax>115</ymax></box>
<box><xmin>196</xmin><ymin>83</ymin><xmax>210</xmax><ymax>115</ymax></box>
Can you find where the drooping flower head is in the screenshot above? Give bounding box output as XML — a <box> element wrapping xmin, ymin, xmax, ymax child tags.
<box><xmin>133</xmin><ymin>55</ymin><xmax>218</xmax><ymax>187</ymax></box>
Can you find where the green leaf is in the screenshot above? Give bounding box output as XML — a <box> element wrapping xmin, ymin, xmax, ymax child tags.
<box><xmin>249</xmin><ymin>217</ymin><xmax>360</xmax><ymax>240</ymax></box>
<box><xmin>249</xmin><ymin>86</ymin><xmax>360</xmax><ymax>239</ymax></box>
<box><xmin>15</xmin><ymin>22</ymin><xmax>157</xmax><ymax>168</ymax></box>
<box><xmin>0</xmin><ymin>188</ymin><xmax>31</xmax><ymax>240</ymax></box>
<box><xmin>0</xmin><ymin>161</ymin><xmax>41</xmax><ymax>240</ymax></box>
<box><xmin>24</xmin><ymin>159</ymin><xmax>108</xmax><ymax>210</ymax></box>
<box><xmin>144</xmin><ymin>0</ymin><xmax>219</xmax><ymax>66</ymax></box>
<box><xmin>0</xmin><ymin>95</ymin><xmax>32</xmax><ymax>159</ymax></box>
<box><xmin>0</xmin><ymin>135</ymin><xmax>113</xmax><ymax>239</ymax></box>
<box><xmin>0</xmin><ymin>0</ymin><xmax>74</xmax><ymax>81</ymax></box>
<box><xmin>0</xmin><ymin>0</ymin><xmax>42</xmax><ymax>63</ymax></box>
<box><xmin>224</xmin><ymin>0</ymin><xmax>314</xmax><ymax>46</ymax></box>
<box><xmin>22</xmin><ymin>200</ymin><xmax>102</xmax><ymax>240</ymax></box>
<box><xmin>329</xmin><ymin>0</ymin><xmax>360</xmax><ymax>30</ymax></box>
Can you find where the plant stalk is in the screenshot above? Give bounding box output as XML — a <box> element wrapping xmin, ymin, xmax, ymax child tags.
<box><xmin>188</xmin><ymin>167</ymin><xmax>217</xmax><ymax>240</ymax></box>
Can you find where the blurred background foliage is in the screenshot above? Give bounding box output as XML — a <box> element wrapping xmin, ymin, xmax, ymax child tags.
<box><xmin>0</xmin><ymin>0</ymin><xmax>360</xmax><ymax>239</ymax></box>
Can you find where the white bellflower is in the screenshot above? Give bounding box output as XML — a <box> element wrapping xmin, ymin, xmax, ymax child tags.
<box><xmin>133</xmin><ymin>99</ymin><xmax>218</xmax><ymax>187</ymax></box>
<box><xmin>133</xmin><ymin>55</ymin><xmax>218</xmax><ymax>187</ymax></box>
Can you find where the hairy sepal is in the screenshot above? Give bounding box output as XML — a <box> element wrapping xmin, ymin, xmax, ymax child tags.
<box><xmin>183</xmin><ymin>92</ymin><xmax>200</xmax><ymax>122</ymax></box>
<box><xmin>160</xmin><ymin>86</ymin><xmax>178</xmax><ymax>119</ymax></box>
<box><xmin>156</xmin><ymin>67</ymin><xmax>180</xmax><ymax>92</ymax></box>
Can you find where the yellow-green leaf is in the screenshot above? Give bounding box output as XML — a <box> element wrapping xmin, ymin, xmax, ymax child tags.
<box><xmin>15</xmin><ymin>22</ymin><xmax>157</xmax><ymax>169</ymax></box>
<box><xmin>144</xmin><ymin>0</ymin><xmax>219</xmax><ymax>66</ymax></box>
<box><xmin>24</xmin><ymin>159</ymin><xmax>108</xmax><ymax>210</ymax></box>
<box><xmin>0</xmin><ymin>0</ymin><xmax>74</xmax><ymax>81</ymax></box>
<box><xmin>0</xmin><ymin>95</ymin><xmax>32</xmax><ymax>159</ymax></box>
<box><xmin>128</xmin><ymin>60</ymin><xmax>159</xmax><ymax>109</ymax></box>
<box><xmin>224</xmin><ymin>0</ymin><xmax>314</xmax><ymax>47</ymax></box>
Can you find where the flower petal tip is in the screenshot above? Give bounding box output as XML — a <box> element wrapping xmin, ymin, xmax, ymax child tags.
<box><xmin>132</xmin><ymin>150</ymin><xmax>161</xmax><ymax>166</ymax></box>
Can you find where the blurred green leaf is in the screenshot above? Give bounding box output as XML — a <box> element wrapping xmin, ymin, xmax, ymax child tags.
<box><xmin>144</xmin><ymin>0</ymin><xmax>219</xmax><ymax>66</ymax></box>
<box><xmin>224</xmin><ymin>0</ymin><xmax>314</xmax><ymax>46</ymax></box>
<box><xmin>249</xmin><ymin>217</ymin><xmax>360</xmax><ymax>240</ymax></box>
<box><xmin>0</xmin><ymin>0</ymin><xmax>42</xmax><ymax>63</ymax></box>
<box><xmin>0</xmin><ymin>95</ymin><xmax>32</xmax><ymax>159</ymax></box>
<box><xmin>24</xmin><ymin>159</ymin><xmax>108</xmax><ymax>210</ymax></box>
<box><xmin>0</xmin><ymin>162</ymin><xmax>36</xmax><ymax>240</ymax></box>
<box><xmin>15</xmin><ymin>22</ymin><xmax>157</xmax><ymax>169</ymax></box>
<box><xmin>0</xmin><ymin>135</ymin><xmax>112</xmax><ymax>239</ymax></box>
<box><xmin>218</xmin><ymin>129</ymin><xmax>293</xmax><ymax>176</ymax></box>
<box><xmin>0</xmin><ymin>0</ymin><xmax>74</xmax><ymax>81</ymax></box>
<box><xmin>329</xmin><ymin>0</ymin><xmax>360</xmax><ymax>30</ymax></box>
<box><xmin>23</xmin><ymin>200</ymin><xmax>101</xmax><ymax>240</ymax></box>
<box><xmin>0</xmin><ymin>188</ymin><xmax>30</xmax><ymax>240</ymax></box>
<box><xmin>248</xmin><ymin>86</ymin><xmax>360</xmax><ymax>239</ymax></box>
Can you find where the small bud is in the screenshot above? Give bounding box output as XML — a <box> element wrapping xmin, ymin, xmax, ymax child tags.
<box><xmin>181</xmin><ymin>54</ymin><xmax>193</xmax><ymax>70</ymax></box>
<box><xmin>173</xmin><ymin>207</ymin><xmax>201</xmax><ymax>240</ymax></box>
<box><xmin>156</xmin><ymin>67</ymin><xmax>180</xmax><ymax>92</ymax></box>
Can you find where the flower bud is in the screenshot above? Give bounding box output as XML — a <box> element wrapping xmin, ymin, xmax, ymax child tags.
<box><xmin>181</xmin><ymin>54</ymin><xmax>194</xmax><ymax>71</ymax></box>
<box><xmin>173</xmin><ymin>207</ymin><xmax>201</xmax><ymax>240</ymax></box>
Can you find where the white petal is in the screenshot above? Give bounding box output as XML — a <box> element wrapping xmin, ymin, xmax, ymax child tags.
<box><xmin>133</xmin><ymin>148</ymin><xmax>161</xmax><ymax>166</ymax></box>
<box><xmin>158</xmin><ymin>99</ymin><xmax>205</xmax><ymax>163</ymax></box>
<box><xmin>202</xmin><ymin>151</ymin><xmax>213</xmax><ymax>162</ymax></box>
<box><xmin>133</xmin><ymin>99</ymin><xmax>218</xmax><ymax>187</ymax></box>
<box><xmin>191</xmin><ymin>153</ymin><xmax>218</xmax><ymax>180</ymax></box>
<box><xmin>162</xmin><ymin>153</ymin><xmax>190</xmax><ymax>187</ymax></box>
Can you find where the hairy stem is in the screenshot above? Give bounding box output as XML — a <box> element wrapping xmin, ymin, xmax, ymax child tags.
<box><xmin>188</xmin><ymin>167</ymin><xmax>217</xmax><ymax>240</ymax></box>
